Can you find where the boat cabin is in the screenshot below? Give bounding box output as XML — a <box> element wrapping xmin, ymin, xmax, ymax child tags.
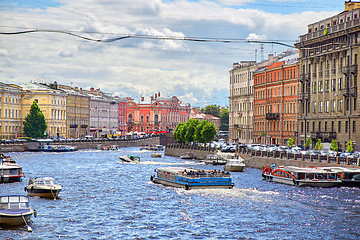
<box><xmin>0</xmin><ymin>195</ymin><xmax>30</xmax><ymax>210</ymax></box>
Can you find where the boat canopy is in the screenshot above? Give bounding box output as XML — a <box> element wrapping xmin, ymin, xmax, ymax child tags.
<box><xmin>0</xmin><ymin>195</ymin><xmax>29</xmax><ymax>209</ymax></box>
<box><xmin>31</xmin><ymin>177</ymin><xmax>56</xmax><ymax>185</ymax></box>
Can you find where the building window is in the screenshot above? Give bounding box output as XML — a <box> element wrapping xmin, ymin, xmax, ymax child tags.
<box><xmin>318</xmin><ymin>81</ymin><xmax>323</xmax><ymax>93</ymax></box>
<box><xmin>338</xmin><ymin>121</ymin><xmax>341</xmax><ymax>133</ymax></box>
<box><xmin>345</xmin><ymin>121</ymin><xmax>348</xmax><ymax>133</ymax></box>
<box><xmin>312</xmin><ymin>82</ymin><xmax>317</xmax><ymax>93</ymax></box>
<box><xmin>331</xmin><ymin>79</ymin><xmax>336</xmax><ymax>91</ymax></box>
<box><xmin>318</xmin><ymin>101</ymin><xmax>323</xmax><ymax>113</ymax></box>
<box><xmin>338</xmin><ymin>99</ymin><xmax>343</xmax><ymax>112</ymax></box>
<box><xmin>338</xmin><ymin>78</ymin><xmax>343</xmax><ymax>90</ymax></box>
<box><xmin>331</xmin><ymin>121</ymin><xmax>334</xmax><ymax>132</ymax></box>
<box><xmin>331</xmin><ymin>100</ymin><xmax>335</xmax><ymax>112</ymax></box>
<box><xmin>312</xmin><ymin>122</ymin><xmax>315</xmax><ymax>132</ymax></box>
<box><xmin>325</xmin><ymin>100</ymin><xmax>329</xmax><ymax>112</ymax></box>
<box><xmin>325</xmin><ymin>80</ymin><xmax>329</xmax><ymax>92</ymax></box>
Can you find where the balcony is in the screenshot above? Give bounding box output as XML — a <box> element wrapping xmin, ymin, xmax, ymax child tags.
<box><xmin>265</xmin><ymin>113</ymin><xmax>280</xmax><ymax>120</ymax></box>
<box><xmin>341</xmin><ymin>65</ymin><xmax>358</xmax><ymax>75</ymax></box>
<box><xmin>299</xmin><ymin>73</ymin><xmax>310</xmax><ymax>83</ymax></box>
<box><xmin>81</xmin><ymin>124</ymin><xmax>88</xmax><ymax>128</ymax></box>
<box><xmin>299</xmin><ymin>92</ymin><xmax>310</xmax><ymax>101</ymax></box>
<box><xmin>312</xmin><ymin>131</ymin><xmax>337</xmax><ymax>140</ymax></box>
<box><xmin>344</xmin><ymin>87</ymin><xmax>358</xmax><ymax>97</ymax></box>
<box><xmin>70</xmin><ymin>124</ymin><xmax>78</xmax><ymax>128</ymax></box>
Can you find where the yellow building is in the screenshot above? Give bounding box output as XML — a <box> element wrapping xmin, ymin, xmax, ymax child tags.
<box><xmin>21</xmin><ymin>82</ymin><xmax>67</xmax><ymax>139</ymax></box>
<box><xmin>55</xmin><ymin>83</ymin><xmax>90</xmax><ymax>138</ymax></box>
<box><xmin>0</xmin><ymin>82</ymin><xmax>23</xmax><ymax>139</ymax></box>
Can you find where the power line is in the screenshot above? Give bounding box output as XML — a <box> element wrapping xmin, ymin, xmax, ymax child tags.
<box><xmin>0</xmin><ymin>28</ymin><xmax>296</xmax><ymax>48</ymax></box>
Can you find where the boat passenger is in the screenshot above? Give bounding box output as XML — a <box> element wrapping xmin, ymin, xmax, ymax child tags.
<box><xmin>199</xmin><ymin>170</ymin><xmax>206</xmax><ymax>175</ymax></box>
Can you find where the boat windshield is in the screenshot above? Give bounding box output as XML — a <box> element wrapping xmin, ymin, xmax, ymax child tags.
<box><xmin>0</xmin><ymin>196</ymin><xmax>29</xmax><ymax>209</ymax></box>
<box><xmin>34</xmin><ymin>177</ymin><xmax>56</xmax><ymax>185</ymax></box>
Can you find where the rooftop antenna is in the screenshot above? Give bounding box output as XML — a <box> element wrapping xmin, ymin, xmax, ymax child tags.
<box><xmin>260</xmin><ymin>44</ymin><xmax>264</xmax><ymax>61</ymax></box>
<box><xmin>255</xmin><ymin>49</ymin><xmax>258</xmax><ymax>63</ymax></box>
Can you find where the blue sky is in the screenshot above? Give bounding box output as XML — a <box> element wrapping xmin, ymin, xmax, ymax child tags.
<box><xmin>0</xmin><ymin>0</ymin><xmax>345</xmax><ymax>106</ymax></box>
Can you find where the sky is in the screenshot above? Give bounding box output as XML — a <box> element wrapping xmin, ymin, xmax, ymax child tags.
<box><xmin>0</xmin><ymin>0</ymin><xmax>344</xmax><ymax>107</ymax></box>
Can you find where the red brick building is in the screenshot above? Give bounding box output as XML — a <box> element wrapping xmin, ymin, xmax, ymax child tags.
<box><xmin>126</xmin><ymin>94</ymin><xmax>191</xmax><ymax>133</ymax></box>
<box><xmin>253</xmin><ymin>53</ymin><xmax>299</xmax><ymax>145</ymax></box>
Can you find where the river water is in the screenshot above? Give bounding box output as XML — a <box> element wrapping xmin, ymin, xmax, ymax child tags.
<box><xmin>0</xmin><ymin>147</ymin><xmax>359</xmax><ymax>239</ymax></box>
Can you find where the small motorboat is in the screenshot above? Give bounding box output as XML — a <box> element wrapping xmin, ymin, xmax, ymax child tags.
<box><xmin>150</xmin><ymin>153</ymin><xmax>162</xmax><ymax>158</ymax></box>
<box><xmin>0</xmin><ymin>194</ymin><xmax>37</xmax><ymax>231</ymax></box>
<box><xmin>0</xmin><ymin>157</ymin><xmax>25</xmax><ymax>183</ymax></box>
<box><xmin>180</xmin><ymin>152</ymin><xmax>195</xmax><ymax>159</ymax></box>
<box><xmin>119</xmin><ymin>154</ymin><xmax>141</xmax><ymax>163</ymax></box>
<box><xmin>224</xmin><ymin>157</ymin><xmax>246</xmax><ymax>172</ymax></box>
<box><xmin>25</xmin><ymin>177</ymin><xmax>62</xmax><ymax>199</ymax></box>
<box><xmin>204</xmin><ymin>154</ymin><xmax>227</xmax><ymax>165</ymax></box>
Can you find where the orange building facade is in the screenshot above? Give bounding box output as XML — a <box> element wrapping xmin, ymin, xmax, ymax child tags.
<box><xmin>126</xmin><ymin>95</ymin><xmax>191</xmax><ymax>134</ymax></box>
<box><xmin>253</xmin><ymin>54</ymin><xmax>299</xmax><ymax>145</ymax></box>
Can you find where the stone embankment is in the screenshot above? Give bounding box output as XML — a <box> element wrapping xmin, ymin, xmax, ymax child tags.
<box><xmin>165</xmin><ymin>144</ymin><xmax>360</xmax><ymax>169</ymax></box>
<box><xmin>0</xmin><ymin>136</ymin><xmax>161</xmax><ymax>152</ymax></box>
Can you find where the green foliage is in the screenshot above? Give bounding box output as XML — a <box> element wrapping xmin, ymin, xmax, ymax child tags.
<box><xmin>314</xmin><ymin>139</ymin><xmax>323</xmax><ymax>150</ymax></box>
<box><xmin>184</xmin><ymin>119</ymin><xmax>199</xmax><ymax>143</ymax></box>
<box><xmin>23</xmin><ymin>101</ymin><xmax>47</xmax><ymax>138</ymax></box>
<box><xmin>173</xmin><ymin>122</ymin><xmax>186</xmax><ymax>142</ymax></box>
<box><xmin>203</xmin><ymin>105</ymin><xmax>220</xmax><ymax>117</ymax></box>
<box><xmin>346</xmin><ymin>140</ymin><xmax>354</xmax><ymax>153</ymax></box>
<box><xmin>200</xmin><ymin>121</ymin><xmax>217</xmax><ymax>143</ymax></box>
<box><xmin>305</xmin><ymin>136</ymin><xmax>311</xmax><ymax>148</ymax></box>
<box><xmin>174</xmin><ymin>119</ymin><xmax>217</xmax><ymax>144</ymax></box>
<box><xmin>287</xmin><ymin>138</ymin><xmax>295</xmax><ymax>148</ymax></box>
<box><xmin>330</xmin><ymin>139</ymin><xmax>338</xmax><ymax>151</ymax></box>
<box><xmin>220</xmin><ymin>108</ymin><xmax>229</xmax><ymax>131</ymax></box>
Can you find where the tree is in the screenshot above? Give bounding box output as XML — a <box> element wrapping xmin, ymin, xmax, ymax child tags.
<box><xmin>287</xmin><ymin>138</ymin><xmax>295</xmax><ymax>148</ymax></box>
<box><xmin>314</xmin><ymin>139</ymin><xmax>323</xmax><ymax>151</ymax></box>
<box><xmin>305</xmin><ymin>136</ymin><xmax>312</xmax><ymax>149</ymax></box>
<box><xmin>330</xmin><ymin>139</ymin><xmax>338</xmax><ymax>152</ymax></box>
<box><xmin>220</xmin><ymin>108</ymin><xmax>229</xmax><ymax>131</ymax></box>
<box><xmin>23</xmin><ymin>101</ymin><xmax>47</xmax><ymax>138</ymax></box>
<box><xmin>174</xmin><ymin>122</ymin><xmax>186</xmax><ymax>142</ymax></box>
<box><xmin>203</xmin><ymin>105</ymin><xmax>220</xmax><ymax>117</ymax></box>
<box><xmin>346</xmin><ymin>140</ymin><xmax>354</xmax><ymax>153</ymax></box>
<box><xmin>194</xmin><ymin>120</ymin><xmax>206</xmax><ymax>143</ymax></box>
<box><xmin>184</xmin><ymin>119</ymin><xmax>199</xmax><ymax>143</ymax></box>
<box><xmin>200</xmin><ymin>121</ymin><xmax>217</xmax><ymax>143</ymax></box>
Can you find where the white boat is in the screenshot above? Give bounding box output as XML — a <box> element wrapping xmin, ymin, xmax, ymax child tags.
<box><xmin>119</xmin><ymin>154</ymin><xmax>140</xmax><ymax>163</ymax></box>
<box><xmin>316</xmin><ymin>167</ymin><xmax>360</xmax><ymax>187</ymax></box>
<box><xmin>204</xmin><ymin>154</ymin><xmax>227</xmax><ymax>165</ymax></box>
<box><xmin>179</xmin><ymin>152</ymin><xmax>195</xmax><ymax>159</ymax></box>
<box><xmin>262</xmin><ymin>166</ymin><xmax>341</xmax><ymax>187</ymax></box>
<box><xmin>0</xmin><ymin>195</ymin><xmax>36</xmax><ymax>231</ymax></box>
<box><xmin>25</xmin><ymin>177</ymin><xmax>62</xmax><ymax>199</ymax></box>
<box><xmin>151</xmin><ymin>167</ymin><xmax>234</xmax><ymax>190</ymax></box>
<box><xmin>0</xmin><ymin>157</ymin><xmax>25</xmax><ymax>183</ymax></box>
<box><xmin>224</xmin><ymin>157</ymin><xmax>246</xmax><ymax>172</ymax></box>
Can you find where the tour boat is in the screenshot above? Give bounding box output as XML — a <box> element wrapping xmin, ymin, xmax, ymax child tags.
<box><xmin>204</xmin><ymin>154</ymin><xmax>227</xmax><ymax>165</ymax></box>
<box><xmin>140</xmin><ymin>145</ymin><xmax>164</xmax><ymax>151</ymax></box>
<box><xmin>224</xmin><ymin>157</ymin><xmax>246</xmax><ymax>172</ymax></box>
<box><xmin>316</xmin><ymin>167</ymin><xmax>360</xmax><ymax>187</ymax></box>
<box><xmin>0</xmin><ymin>159</ymin><xmax>25</xmax><ymax>183</ymax></box>
<box><xmin>151</xmin><ymin>167</ymin><xmax>234</xmax><ymax>190</ymax></box>
<box><xmin>39</xmin><ymin>145</ymin><xmax>77</xmax><ymax>152</ymax></box>
<box><xmin>0</xmin><ymin>195</ymin><xmax>36</xmax><ymax>231</ymax></box>
<box><xmin>119</xmin><ymin>154</ymin><xmax>140</xmax><ymax>163</ymax></box>
<box><xmin>262</xmin><ymin>166</ymin><xmax>342</xmax><ymax>187</ymax></box>
<box><xmin>25</xmin><ymin>177</ymin><xmax>62</xmax><ymax>199</ymax></box>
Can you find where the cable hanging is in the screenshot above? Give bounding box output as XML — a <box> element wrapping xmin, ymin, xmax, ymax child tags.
<box><xmin>0</xmin><ymin>28</ymin><xmax>297</xmax><ymax>48</ymax></box>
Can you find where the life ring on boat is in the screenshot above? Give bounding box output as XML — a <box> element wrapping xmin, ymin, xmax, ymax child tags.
<box><xmin>150</xmin><ymin>175</ymin><xmax>154</xmax><ymax>181</ymax></box>
<box><xmin>185</xmin><ymin>184</ymin><xmax>190</xmax><ymax>190</ymax></box>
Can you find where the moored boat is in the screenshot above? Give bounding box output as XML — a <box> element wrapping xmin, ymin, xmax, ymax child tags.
<box><xmin>0</xmin><ymin>157</ymin><xmax>25</xmax><ymax>183</ymax></box>
<box><xmin>262</xmin><ymin>166</ymin><xmax>341</xmax><ymax>187</ymax></box>
<box><xmin>151</xmin><ymin>167</ymin><xmax>234</xmax><ymax>190</ymax></box>
<box><xmin>316</xmin><ymin>167</ymin><xmax>360</xmax><ymax>187</ymax></box>
<box><xmin>150</xmin><ymin>153</ymin><xmax>162</xmax><ymax>158</ymax></box>
<box><xmin>25</xmin><ymin>177</ymin><xmax>62</xmax><ymax>199</ymax></box>
<box><xmin>0</xmin><ymin>195</ymin><xmax>36</xmax><ymax>231</ymax></box>
<box><xmin>119</xmin><ymin>154</ymin><xmax>140</xmax><ymax>163</ymax></box>
<box><xmin>40</xmin><ymin>145</ymin><xmax>77</xmax><ymax>152</ymax></box>
<box><xmin>224</xmin><ymin>157</ymin><xmax>246</xmax><ymax>172</ymax></box>
<box><xmin>204</xmin><ymin>154</ymin><xmax>227</xmax><ymax>165</ymax></box>
<box><xmin>179</xmin><ymin>152</ymin><xmax>195</xmax><ymax>159</ymax></box>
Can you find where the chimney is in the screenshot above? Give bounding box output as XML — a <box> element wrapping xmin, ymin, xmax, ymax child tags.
<box><xmin>141</xmin><ymin>96</ymin><xmax>144</xmax><ymax>101</ymax></box>
<box><xmin>151</xmin><ymin>96</ymin><xmax>154</xmax><ymax>101</ymax></box>
<box><xmin>90</xmin><ymin>87</ymin><xmax>94</xmax><ymax>91</ymax></box>
<box><xmin>345</xmin><ymin>1</ymin><xmax>360</xmax><ymax>11</ymax></box>
<box><xmin>155</xmin><ymin>94</ymin><xmax>158</xmax><ymax>99</ymax></box>
<box><xmin>158</xmin><ymin>92</ymin><xmax>160</xmax><ymax>97</ymax></box>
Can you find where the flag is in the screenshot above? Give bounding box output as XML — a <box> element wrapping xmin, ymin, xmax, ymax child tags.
<box><xmin>324</xmin><ymin>28</ymin><xmax>328</xmax><ymax>35</ymax></box>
